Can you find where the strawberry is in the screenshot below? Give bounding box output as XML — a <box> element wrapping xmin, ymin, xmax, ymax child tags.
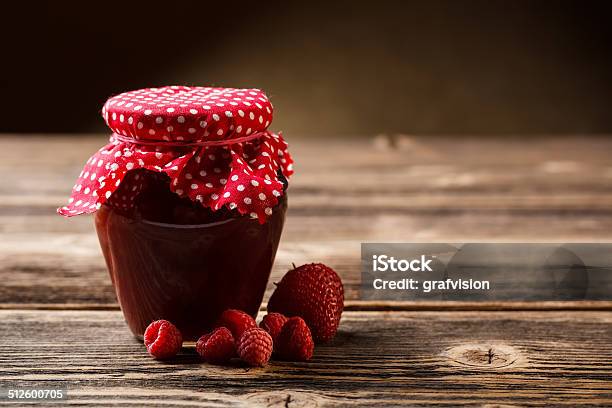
<box><xmin>237</xmin><ymin>328</ymin><xmax>273</xmax><ymax>367</ymax></box>
<box><xmin>259</xmin><ymin>312</ymin><xmax>288</xmax><ymax>344</ymax></box>
<box><xmin>216</xmin><ymin>309</ymin><xmax>257</xmax><ymax>339</ymax></box>
<box><xmin>196</xmin><ymin>327</ymin><xmax>236</xmax><ymax>364</ymax></box>
<box><xmin>275</xmin><ymin>317</ymin><xmax>314</xmax><ymax>361</ymax></box>
<box><xmin>268</xmin><ymin>263</ymin><xmax>344</xmax><ymax>343</ymax></box>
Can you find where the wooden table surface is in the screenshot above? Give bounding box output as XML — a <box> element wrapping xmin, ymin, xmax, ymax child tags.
<box><xmin>1</xmin><ymin>134</ymin><xmax>611</xmax><ymax>406</ymax></box>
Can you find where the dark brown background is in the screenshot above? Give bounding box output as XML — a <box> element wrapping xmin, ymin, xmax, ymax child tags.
<box><xmin>1</xmin><ymin>0</ymin><xmax>611</xmax><ymax>135</ymax></box>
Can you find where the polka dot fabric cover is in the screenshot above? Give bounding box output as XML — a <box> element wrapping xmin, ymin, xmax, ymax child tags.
<box><xmin>102</xmin><ymin>86</ymin><xmax>274</xmax><ymax>141</ymax></box>
<box><xmin>58</xmin><ymin>86</ymin><xmax>293</xmax><ymax>223</ymax></box>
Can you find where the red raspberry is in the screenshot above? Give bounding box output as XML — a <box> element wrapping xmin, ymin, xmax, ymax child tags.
<box><xmin>196</xmin><ymin>327</ymin><xmax>236</xmax><ymax>364</ymax></box>
<box><xmin>143</xmin><ymin>320</ymin><xmax>183</xmax><ymax>359</ymax></box>
<box><xmin>259</xmin><ymin>312</ymin><xmax>288</xmax><ymax>343</ymax></box>
<box><xmin>217</xmin><ymin>309</ymin><xmax>257</xmax><ymax>339</ymax></box>
<box><xmin>275</xmin><ymin>317</ymin><xmax>314</xmax><ymax>361</ymax></box>
<box><xmin>268</xmin><ymin>263</ymin><xmax>344</xmax><ymax>343</ymax></box>
<box><xmin>237</xmin><ymin>328</ymin><xmax>273</xmax><ymax>367</ymax></box>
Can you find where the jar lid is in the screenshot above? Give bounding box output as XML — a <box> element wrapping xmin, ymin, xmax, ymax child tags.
<box><xmin>102</xmin><ymin>86</ymin><xmax>274</xmax><ymax>142</ymax></box>
<box><xmin>58</xmin><ymin>86</ymin><xmax>293</xmax><ymax>223</ymax></box>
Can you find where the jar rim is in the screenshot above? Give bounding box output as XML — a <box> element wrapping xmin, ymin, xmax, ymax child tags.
<box><xmin>100</xmin><ymin>193</ymin><xmax>287</xmax><ymax>229</ymax></box>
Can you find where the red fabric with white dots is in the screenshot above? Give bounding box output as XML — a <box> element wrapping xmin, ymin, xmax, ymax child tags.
<box><xmin>102</xmin><ymin>86</ymin><xmax>274</xmax><ymax>141</ymax></box>
<box><xmin>57</xmin><ymin>86</ymin><xmax>293</xmax><ymax>223</ymax></box>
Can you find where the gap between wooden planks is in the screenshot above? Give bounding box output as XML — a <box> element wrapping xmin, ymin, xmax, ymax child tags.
<box><xmin>1</xmin><ymin>300</ymin><xmax>611</xmax><ymax>311</ymax></box>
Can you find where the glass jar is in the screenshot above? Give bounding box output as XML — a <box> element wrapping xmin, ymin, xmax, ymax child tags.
<box><xmin>58</xmin><ymin>86</ymin><xmax>293</xmax><ymax>341</ymax></box>
<box><xmin>95</xmin><ymin>193</ymin><xmax>287</xmax><ymax>340</ymax></box>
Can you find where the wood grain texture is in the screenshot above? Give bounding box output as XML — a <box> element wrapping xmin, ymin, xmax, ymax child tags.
<box><xmin>2</xmin><ymin>135</ymin><xmax>612</xmax><ymax>308</ymax></box>
<box><xmin>0</xmin><ymin>310</ymin><xmax>610</xmax><ymax>407</ymax></box>
<box><xmin>2</xmin><ymin>135</ymin><xmax>612</xmax><ymax>406</ymax></box>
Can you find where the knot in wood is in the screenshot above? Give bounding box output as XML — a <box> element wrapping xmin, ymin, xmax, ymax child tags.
<box><xmin>443</xmin><ymin>343</ymin><xmax>521</xmax><ymax>369</ymax></box>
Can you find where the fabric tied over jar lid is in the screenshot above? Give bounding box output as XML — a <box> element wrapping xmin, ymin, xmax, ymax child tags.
<box><xmin>57</xmin><ymin>86</ymin><xmax>294</xmax><ymax>223</ymax></box>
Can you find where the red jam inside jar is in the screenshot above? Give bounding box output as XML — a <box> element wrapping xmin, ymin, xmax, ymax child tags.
<box><xmin>94</xmin><ymin>169</ymin><xmax>287</xmax><ymax>340</ymax></box>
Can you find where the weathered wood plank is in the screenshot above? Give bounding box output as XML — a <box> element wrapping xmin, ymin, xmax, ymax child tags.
<box><xmin>2</xmin><ymin>234</ymin><xmax>612</xmax><ymax>308</ymax></box>
<box><xmin>0</xmin><ymin>310</ymin><xmax>610</xmax><ymax>406</ymax></box>
<box><xmin>3</xmin><ymin>135</ymin><xmax>612</xmax><ymax>200</ymax></box>
<box><xmin>2</xmin><ymin>135</ymin><xmax>612</xmax><ymax>308</ymax></box>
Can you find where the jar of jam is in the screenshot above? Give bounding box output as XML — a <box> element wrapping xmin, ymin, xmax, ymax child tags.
<box><xmin>59</xmin><ymin>86</ymin><xmax>294</xmax><ymax>340</ymax></box>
